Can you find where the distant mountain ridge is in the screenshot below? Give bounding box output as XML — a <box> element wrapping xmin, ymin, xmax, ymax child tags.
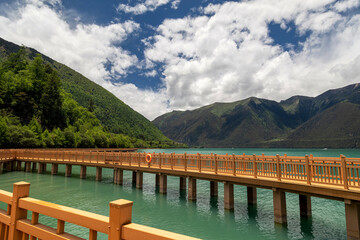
<box><xmin>0</xmin><ymin>37</ymin><xmax>168</xmax><ymax>142</ymax></box>
<box><xmin>153</xmin><ymin>83</ymin><xmax>360</xmax><ymax>148</ymax></box>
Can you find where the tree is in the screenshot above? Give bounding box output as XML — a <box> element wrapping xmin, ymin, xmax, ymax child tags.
<box><xmin>40</xmin><ymin>67</ymin><xmax>64</xmax><ymax>129</ymax></box>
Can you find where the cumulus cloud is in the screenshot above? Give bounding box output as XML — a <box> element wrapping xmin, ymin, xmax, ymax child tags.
<box><xmin>0</xmin><ymin>0</ymin><xmax>139</xmax><ymax>85</ymax></box>
<box><xmin>0</xmin><ymin>0</ymin><xmax>170</xmax><ymax>120</ymax></box>
<box><xmin>144</xmin><ymin>0</ymin><xmax>360</xmax><ymax>111</ymax></box>
<box><xmin>117</xmin><ymin>0</ymin><xmax>181</xmax><ymax>15</ymax></box>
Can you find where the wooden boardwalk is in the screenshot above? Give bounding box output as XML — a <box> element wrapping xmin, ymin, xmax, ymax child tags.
<box><xmin>1</xmin><ymin>149</ymin><xmax>360</xmax><ymax>239</ymax></box>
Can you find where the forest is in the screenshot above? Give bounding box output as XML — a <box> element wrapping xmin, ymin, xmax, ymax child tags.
<box><xmin>0</xmin><ymin>48</ymin><xmax>183</xmax><ymax>148</ymax></box>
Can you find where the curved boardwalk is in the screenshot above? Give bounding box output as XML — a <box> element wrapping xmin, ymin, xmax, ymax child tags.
<box><xmin>1</xmin><ymin>149</ymin><xmax>360</xmax><ymax>239</ymax></box>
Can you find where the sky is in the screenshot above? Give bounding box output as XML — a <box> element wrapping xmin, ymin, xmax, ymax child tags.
<box><xmin>0</xmin><ymin>0</ymin><xmax>360</xmax><ymax>120</ymax></box>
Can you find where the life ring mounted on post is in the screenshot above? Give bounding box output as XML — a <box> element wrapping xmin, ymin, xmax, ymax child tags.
<box><xmin>145</xmin><ymin>153</ymin><xmax>152</xmax><ymax>163</ymax></box>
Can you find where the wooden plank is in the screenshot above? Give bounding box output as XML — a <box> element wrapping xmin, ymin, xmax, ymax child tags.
<box><xmin>16</xmin><ymin>219</ymin><xmax>85</xmax><ymax>240</ymax></box>
<box><xmin>18</xmin><ymin>198</ymin><xmax>109</xmax><ymax>234</ymax></box>
<box><xmin>0</xmin><ymin>190</ymin><xmax>12</xmax><ymax>204</ymax></box>
<box><xmin>122</xmin><ymin>223</ymin><xmax>200</xmax><ymax>240</ymax></box>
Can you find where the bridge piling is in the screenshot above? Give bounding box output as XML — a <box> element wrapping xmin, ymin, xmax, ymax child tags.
<box><xmin>132</xmin><ymin>171</ymin><xmax>136</xmax><ymax>184</ymax></box>
<box><xmin>25</xmin><ymin>162</ymin><xmax>31</xmax><ymax>172</ymax></box>
<box><xmin>16</xmin><ymin>161</ymin><xmax>22</xmax><ymax>171</ymax></box>
<box><xmin>247</xmin><ymin>186</ymin><xmax>257</xmax><ymax>205</ymax></box>
<box><xmin>0</xmin><ymin>162</ymin><xmax>3</xmax><ymax>174</ymax></box>
<box><xmin>80</xmin><ymin>166</ymin><xmax>86</xmax><ymax>179</ymax></box>
<box><xmin>224</xmin><ymin>182</ymin><xmax>234</xmax><ymax>210</ymax></box>
<box><xmin>96</xmin><ymin>167</ymin><xmax>102</xmax><ymax>181</ymax></box>
<box><xmin>159</xmin><ymin>174</ymin><xmax>167</xmax><ymax>194</ymax></box>
<box><xmin>38</xmin><ymin>163</ymin><xmax>46</xmax><ymax>174</ymax></box>
<box><xmin>155</xmin><ymin>174</ymin><xmax>160</xmax><ymax>187</ymax></box>
<box><xmin>345</xmin><ymin>200</ymin><xmax>360</xmax><ymax>240</ymax></box>
<box><xmin>113</xmin><ymin>168</ymin><xmax>123</xmax><ymax>185</ymax></box>
<box><xmin>210</xmin><ymin>181</ymin><xmax>218</xmax><ymax>197</ymax></box>
<box><xmin>65</xmin><ymin>164</ymin><xmax>72</xmax><ymax>177</ymax></box>
<box><xmin>188</xmin><ymin>177</ymin><xmax>197</xmax><ymax>200</ymax></box>
<box><xmin>299</xmin><ymin>195</ymin><xmax>311</xmax><ymax>218</ymax></box>
<box><xmin>273</xmin><ymin>188</ymin><xmax>287</xmax><ymax>224</ymax></box>
<box><xmin>51</xmin><ymin>163</ymin><xmax>58</xmax><ymax>175</ymax></box>
<box><xmin>31</xmin><ymin>162</ymin><xmax>37</xmax><ymax>172</ymax></box>
<box><xmin>180</xmin><ymin>177</ymin><xmax>186</xmax><ymax>191</ymax></box>
<box><xmin>136</xmin><ymin>171</ymin><xmax>143</xmax><ymax>189</ymax></box>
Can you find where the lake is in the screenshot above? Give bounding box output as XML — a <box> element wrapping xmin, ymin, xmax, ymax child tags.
<box><xmin>1</xmin><ymin>148</ymin><xmax>359</xmax><ymax>239</ymax></box>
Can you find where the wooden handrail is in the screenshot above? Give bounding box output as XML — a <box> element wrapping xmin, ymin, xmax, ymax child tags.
<box><xmin>18</xmin><ymin>198</ymin><xmax>109</xmax><ymax>234</ymax></box>
<box><xmin>0</xmin><ymin>182</ymin><xmax>199</xmax><ymax>240</ymax></box>
<box><xmin>2</xmin><ymin>149</ymin><xmax>360</xmax><ymax>190</ymax></box>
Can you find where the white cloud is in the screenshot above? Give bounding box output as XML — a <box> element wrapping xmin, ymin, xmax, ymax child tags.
<box><xmin>144</xmin><ymin>0</ymin><xmax>360</xmax><ymax>113</ymax></box>
<box><xmin>0</xmin><ymin>0</ymin><xmax>168</xmax><ymax>120</ymax></box>
<box><xmin>333</xmin><ymin>0</ymin><xmax>360</xmax><ymax>12</ymax></box>
<box><xmin>117</xmin><ymin>0</ymin><xmax>181</xmax><ymax>15</ymax></box>
<box><xmin>0</xmin><ymin>0</ymin><xmax>139</xmax><ymax>85</ymax></box>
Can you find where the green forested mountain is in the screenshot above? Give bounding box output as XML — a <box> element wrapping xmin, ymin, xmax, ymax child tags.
<box><xmin>153</xmin><ymin>83</ymin><xmax>360</xmax><ymax>148</ymax></box>
<box><xmin>0</xmin><ymin>37</ymin><xmax>168</xmax><ymax>142</ymax></box>
<box><xmin>0</xmin><ymin>37</ymin><xmax>182</xmax><ymax>148</ymax></box>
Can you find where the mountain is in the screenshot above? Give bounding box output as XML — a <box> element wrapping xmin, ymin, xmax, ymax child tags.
<box><xmin>153</xmin><ymin>83</ymin><xmax>360</xmax><ymax>148</ymax></box>
<box><xmin>0</xmin><ymin>37</ymin><xmax>168</xmax><ymax>142</ymax></box>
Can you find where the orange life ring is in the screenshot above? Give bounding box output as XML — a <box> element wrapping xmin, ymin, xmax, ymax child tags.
<box><xmin>145</xmin><ymin>153</ymin><xmax>152</xmax><ymax>163</ymax></box>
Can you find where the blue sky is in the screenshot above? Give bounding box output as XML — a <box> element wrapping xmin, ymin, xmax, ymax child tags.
<box><xmin>0</xmin><ymin>0</ymin><xmax>360</xmax><ymax>120</ymax></box>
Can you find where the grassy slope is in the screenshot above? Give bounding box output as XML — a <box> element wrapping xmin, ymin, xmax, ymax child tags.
<box><xmin>0</xmin><ymin>37</ymin><xmax>169</xmax><ymax>142</ymax></box>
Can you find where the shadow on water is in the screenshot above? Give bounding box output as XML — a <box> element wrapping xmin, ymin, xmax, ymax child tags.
<box><xmin>179</xmin><ymin>189</ymin><xmax>187</xmax><ymax>200</ymax></box>
<box><xmin>300</xmin><ymin>216</ymin><xmax>314</xmax><ymax>239</ymax></box>
<box><xmin>247</xmin><ymin>203</ymin><xmax>258</xmax><ymax>221</ymax></box>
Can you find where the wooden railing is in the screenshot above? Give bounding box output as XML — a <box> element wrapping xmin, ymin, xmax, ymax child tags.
<box><xmin>0</xmin><ymin>182</ymin><xmax>199</xmax><ymax>240</ymax></box>
<box><xmin>2</xmin><ymin>149</ymin><xmax>360</xmax><ymax>190</ymax></box>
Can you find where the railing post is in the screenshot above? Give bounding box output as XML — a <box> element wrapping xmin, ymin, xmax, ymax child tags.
<box><xmin>276</xmin><ymin>154</ymin><xmax>281</xmax><ymax>181</ymax></box>
<box><xmin>232</xmin><ymin>154</ymin><xmax>236</xmax><ymax>176</ymax></box>
<box><xmin>341</xmin><ymin>155</ymin><xmax>349</xmax><ymax>190</ymax></box>
<box><xmin>253</xmin><ymin>154</ymin><xmax>257</xmax><ymax>179</ymax></box>
<box><xmin>305</xmin><ymin>155</ymin><xmax>311</xmax><ymax>185</ymax></box>
<box><xmin>214</xmin><ymin>154</ymin><xmax>218</xmax><ymax>174</ymax></box>
<box><xmin>184</xmin><ymin>153</ymin><xmax>187</xmax><ymax>171</ymax></box>
<box><xmin>198</xmin><ymin>153</ymin><xmax>201</xmax><ymax>173</ymax></box>
<box><xmin>109</xmin><ymin>199</ymin><xmax>133</xmax><ymax>240</ymax></box>
<box><xmin>9</xmin><ymin>181</ymin><xmax>30</xmax><ymax>240</ymax></box>
<box><xmin>171</xmin><ymin>153</ymin><xmax>174</xmax><ymax>170</ymax></box>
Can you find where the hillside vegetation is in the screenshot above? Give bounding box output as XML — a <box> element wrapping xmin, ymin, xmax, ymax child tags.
<box><xmin>0</xmin><ymin>37</ymin><xmax>170</xmax><ymax>143</ymax></box>
<box><xmin>154</xmin><ymin>84</ymin><xmax>360</xmax><ymax>148</ymax></box>
<box><xmin>0</xmin><ymin>42</ymin><xmax>184</xmax><ymax>148</ymax></box>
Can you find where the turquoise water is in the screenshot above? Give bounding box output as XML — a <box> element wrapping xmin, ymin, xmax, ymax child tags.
<box><xmin>1</xmin><ymin>148</ymin><xmax>359</xmax><ymax>239</ymax></box>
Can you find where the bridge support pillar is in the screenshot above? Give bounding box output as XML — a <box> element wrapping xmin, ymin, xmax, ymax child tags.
<box><xmin>80</xmin><ymin>166</ymin><xmax>86</xmax><ymax>179</ymax></box>
<box><xmin>247</xmin><ymin>186</ymin><xmax>257</xmax><ymax>205</ymax></box>
<box><xmin>273</xmin><ymin>188</ymin><xmax>287</xmax><ymax>224</ymax></box>
<box><xmin>210</xmin><ymin>181</ymin><xmax>218</xmax><ymax>197</ymax></box>
<box><xmin>159</xmin><ymin>174</ymin><xmax>167</xmax><ymax>194</ymax></box>
<box><xmin>299</xmin><ymin>194</ymin><xmax>311</xmax><ymax>218</ymax></box>
<box><xmin>113</xmin><ymin>169</ymin><xmax>123</xmax><ymax>185</ymax></box>
<box><xmin>345</xmin><ymin>200</ymin><xmax>360</xmax><ymax>240</ymax></box>
<box><xmin>51</xmin><ymin>164</ymin><xmax>58</xmax><ymax>175</ymax></box>
<box><xmin>136</xmin><ymin>171</ymin><xmax>143</xmax><ymax>189</ymax></box>
<box><xmin>32</xmin><ymin>162</ymin><xmax>37</xmax><ymax>172</ymax></box>
<box><xmin>0</xmin><ymin>162</ymin><xmax>3</xmax><ymax>174</ymax></box>
<box><xmin>96</xmin><ymin>167</ymin><xmax>102</xmax><ymax>181</ymax></box>
<box><xmin>16</xmin><ymin>161</ymin><xmax>22</xmax><ymax>171</ymax></box>
<box><xmin>155</xmin><ymin>174</ymin><xmax>160</xmax><ymax>187</ymax></box>
<box><xmin>188</xmin><ymin>177</ymin><xmax>197</xmax><ymax>201</ymax></box>
<box><xmin>65</xmin><ymin>164</ymin><xmax>72</xmax><ymax>177</ymax></box>
<box><xmin>38</xmin><ymin>163</ymin><xmax>46</xmax><ymax>174</ymax></box>
<box><xmin>5</xmin><ymin>161</ymin><xmax>13</xmax><ymax>172</ymax></box>
<box><xmin>25</xmin><ymin>162</ymin><xmax>32</xmax><ymax>172</ymax></box>
<box><xmin>224</xmin><ymin>182</ymin><xmax>234</xmax><ymax>210</ymax></box>
<box><xmin>132</xmin><ymin>171</ymin><xmax>136</xmax><ymax>184</ymax></box>
<box><xmin>180</xmin><ymin>177</ymin><xmax>186</xmax><ymax>191</ymax></box>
